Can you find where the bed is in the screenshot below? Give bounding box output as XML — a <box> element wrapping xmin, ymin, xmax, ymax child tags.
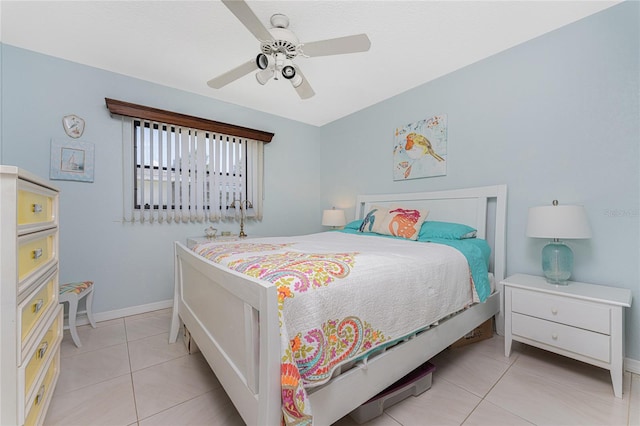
<box><xmin>168</xmin><ymin>184</ymin><xmax>507</xmax><ymax>425</ymax></box>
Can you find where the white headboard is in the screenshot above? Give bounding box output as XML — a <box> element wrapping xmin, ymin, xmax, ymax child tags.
<box><xmin>355</xmin><ymin>185</ymin><xmax>507</xmax><ymax>283</ymax></box>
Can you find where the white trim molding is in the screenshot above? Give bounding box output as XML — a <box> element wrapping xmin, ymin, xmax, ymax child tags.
<box><xmin>625</xmin><ymin>357</ymin><xmax>640</xmax><ymax>375</ymax></box>
<box><xmin>65</xmin><ymin>299</ymin><xmax>173</xmax><ymax>328</ymax></box>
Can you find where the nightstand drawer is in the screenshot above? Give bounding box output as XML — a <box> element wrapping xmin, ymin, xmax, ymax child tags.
<box><xmin>512</xmin><ymin>312</ymin><xmax>610</xmax><ymax>362</ymax></box>
<box><xmin>511</xmin><ymin>288</ymin><xmax>610</xmax><ymax>334</ymax></box>
<box><xmin>17</xmin><ymin>229</ymin><xmax>57</xmax><ymax>289</ymax></box>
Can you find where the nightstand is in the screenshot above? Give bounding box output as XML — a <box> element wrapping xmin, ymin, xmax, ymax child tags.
<box><xmin>503</xmin><ymin>273</ymin><xmax>632</xmax><ymax>398</ymax></box>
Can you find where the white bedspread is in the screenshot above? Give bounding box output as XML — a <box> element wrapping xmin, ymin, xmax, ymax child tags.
<box><xmin>192</xmin><ymin>231</ymin><xmax>476</xmax><ymax>425</ymax></box>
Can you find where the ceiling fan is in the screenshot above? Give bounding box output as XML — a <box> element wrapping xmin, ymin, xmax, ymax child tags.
<box><xmin>207</xmin><ymin>0</ymin><xmax>372</xmax><ymax>99</ymax></box>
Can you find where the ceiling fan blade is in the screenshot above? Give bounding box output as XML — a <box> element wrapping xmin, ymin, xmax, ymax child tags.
<box><xmin>293</xmin><ymin>68</ymin><xmax>315</xmax><ymax>100</ymax></box>
<box><xmin>221</xmin><ymin>0</ymin><xmax>274</xmax><ymax>42</ymax></box>
<box><xmin>301</xmin><ymin>33</ymin><xmax>371</xmax><ymax>57</ymax></box>
<box><xmin>207</xmin><ymin>59</ymin><xmax>257</xmax><ymax>89</ymax></box>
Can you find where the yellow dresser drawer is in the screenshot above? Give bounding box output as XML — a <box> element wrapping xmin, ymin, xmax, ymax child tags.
<box><xmin>511</xmin><ymin>287</ymin><xmax>611</xmax><ymax>334</ymax></box>
<box><xmin>23</xmin><ymin>307</ymin><xmax>63</xmax><ymax>403</ymax></box>
<box><xmin>17</xmin><ymin>229</ymin><xmax>57</xmax><ymax>289</ymax></box>
<box><xmin>17</xmin><ymin>180</ymin><xmax>56</xmax><ymax>228</ymax></box>
<box><xmin>19</xmin><ymin>267</ymin><xmax>58</xmax><ymax>360</ymax></box>
<box><xmin>23</xmin><ymin>352</ymin><xmax>60</xmax><ymax>426</ymax></box>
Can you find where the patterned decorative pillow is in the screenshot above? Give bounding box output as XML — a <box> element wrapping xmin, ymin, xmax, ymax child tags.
<box><xmin>359</xmin><ymin>206</ymin><xmax>429</xmax><ymax>240</ymax></box>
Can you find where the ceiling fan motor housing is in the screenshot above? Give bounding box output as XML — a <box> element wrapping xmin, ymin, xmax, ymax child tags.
<box><xmin>261</xmin><ymin>27</ymin><xmax>299</xmax><ymax>59</ymax></box>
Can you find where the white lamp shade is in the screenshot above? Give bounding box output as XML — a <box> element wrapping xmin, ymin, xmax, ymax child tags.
<box><xmin>322</xmin><ymin>209</ymin><xmax>346</xmax><ymax>227</ymax></box>
<box><xmin>244</xmin><ymin>206</ymin><xmax>255</xmax><ymax>218</ymax></box>
<box><xmin>256</xmin><ymin>68</ymin><xmax>274</xmax><ymax>85</ymax></box>
<box><xmin>526</xmin><ymin>205</ymin><xmax>592</xmax><ymax>239</ymax></box>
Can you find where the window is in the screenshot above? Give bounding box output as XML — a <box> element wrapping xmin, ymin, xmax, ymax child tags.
<box><xmin>105</xmin><ymin>98</ymin><xmax>273</xmax><ymax>223</ymax></box>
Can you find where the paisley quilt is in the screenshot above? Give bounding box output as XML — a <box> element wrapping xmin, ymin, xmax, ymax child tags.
<box><xmin>192</xmin><ymin>231</ymin><xmax>487</xmax><ymax>425</ymax></box>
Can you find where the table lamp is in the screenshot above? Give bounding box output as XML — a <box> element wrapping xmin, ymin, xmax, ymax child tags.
<box><xmin>322</xmin><ymin>208</ymin><xmax>346</xmax><ymax>229</ymax></box>
<box><xmin>228</xmin><ymin>199</ymin><xmax>253</xmax><ymax>238</ymax></box>
<box><xmin>526</xmin><ymin>200</ymin><xmax>592</xmax><ymax>285</ymax></box>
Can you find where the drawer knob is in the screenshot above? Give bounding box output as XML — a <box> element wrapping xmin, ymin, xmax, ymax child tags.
<box><xmin>551</xmin><ymin>308</ymin><xmax>558</xmax><ymax>315</ymax></box>
<box><xmin>35</xmin><ymin>384</ymin><xmax>45</xmax><ymax>405</ymax></box>
<box><xmin>33</xmin><ymin>299</ymin><xmax>44</xmax><ymax>314</ymax></box>
<box><xmin>37</xmin><ymin>341</ymin><xmax>49</xmax><ymax>359</ymax></box>
<box><xmin>32</xmin><ymin>248</ymin><xmax>43</xmax><ymax>260</ymax></box>
<box><xmin>32</xmin><ymin>203</ymin><xmax>43</xmax><ymax>213</ymax></box>
<box><xmin>552</xmin><ymin>333</ymin><xmax>558</xmax><ymax>340</ymax></box>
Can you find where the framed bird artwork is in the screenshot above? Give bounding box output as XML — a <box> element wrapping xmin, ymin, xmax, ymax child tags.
<box><xmin>393</xmin><ymin>114</ymin><xmax>447</xmax><ymax>180</ymax></box>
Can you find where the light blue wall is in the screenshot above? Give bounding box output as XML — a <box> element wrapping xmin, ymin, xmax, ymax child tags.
<box><xmin>320</xmin><ymin>2</ymin><xmax>639</xmax><ymax>360</ymax></box>
<box><xmin>0</xmin><ymin>45</ymin><xmax>323</xmax><ymax>312</ymax></box>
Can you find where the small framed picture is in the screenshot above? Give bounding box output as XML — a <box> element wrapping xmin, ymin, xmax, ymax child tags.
<box><xmin>50</xmin><ymin>139</ymin><xmax>95</xmax><ymax>182</ymax></box>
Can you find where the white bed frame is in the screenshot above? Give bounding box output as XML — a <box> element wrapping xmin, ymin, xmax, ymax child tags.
<box><xmin>169</xmin><ymin>184</ymin><xmax>507</xmax><ymax>425</ymax></box>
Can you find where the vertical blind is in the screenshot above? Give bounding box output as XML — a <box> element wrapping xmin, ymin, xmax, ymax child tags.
<box><xmin>121</xmin><ymin>117</ymin><xmax>263</xmax><ymax>224</ymax></box>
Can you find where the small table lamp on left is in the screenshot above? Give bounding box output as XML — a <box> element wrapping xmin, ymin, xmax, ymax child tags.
<box><xmin>322</xmin><ymin>208</ymin><xmax>346</xmax><ymax>229</ymax></box>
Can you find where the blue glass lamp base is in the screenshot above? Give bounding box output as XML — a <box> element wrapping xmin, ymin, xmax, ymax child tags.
<box><xmin>541</xmin><ymin>241</ymin><xmax>573</xmax><ymax>285</ymax></box>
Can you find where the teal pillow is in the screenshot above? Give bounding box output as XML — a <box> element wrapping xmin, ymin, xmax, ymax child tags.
<box><xmin>344</xmin><ymin>219</ymin><xmax>363</xmax><ymax>230</ymax></box>
<box><xmin>418</xmin><ymin>221</ymin><xmax>477</xmax><ymax>240</ymax></box>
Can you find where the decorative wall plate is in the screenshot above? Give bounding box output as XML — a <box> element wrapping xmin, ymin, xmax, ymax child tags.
<box><xmin>62</xmin><ymin>114</ymin><xmax>85</xmax><ymax>138</ymax></box>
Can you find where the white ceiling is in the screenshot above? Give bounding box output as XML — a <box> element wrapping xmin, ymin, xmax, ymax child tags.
<box><xmin>1</xmin><ymin>1</ymin><xmax>619</xmax><ymax>126</ymax></box>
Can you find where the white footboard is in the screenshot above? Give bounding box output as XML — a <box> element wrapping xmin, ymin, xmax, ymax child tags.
<box><xmin>169</xmin><ymin>242</ymin><xmax>281</xmax><ymax>426</ymax></box>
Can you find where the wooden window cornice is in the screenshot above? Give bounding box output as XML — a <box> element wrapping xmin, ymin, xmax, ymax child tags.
<box><xmin>105</xmin><ymin>98</ymin><xmax>274</xmax><ymax>143</ymax></box>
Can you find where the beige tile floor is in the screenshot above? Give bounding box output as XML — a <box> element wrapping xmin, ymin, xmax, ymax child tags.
<box><xmin>45</xmin><ymin>308</ymin><xmax>640</xmax><ymax>426</ymax></box>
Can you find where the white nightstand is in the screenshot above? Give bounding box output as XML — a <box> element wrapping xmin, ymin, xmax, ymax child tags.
<box><xmin>502</xmin><ymin>273</ymin><xmax>632</xmax><ymax>398</ymax></box>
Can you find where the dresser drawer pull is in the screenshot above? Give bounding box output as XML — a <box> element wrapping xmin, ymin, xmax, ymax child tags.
<box><xmin>552</xmin><ymin>333</ymin><xmax>558</xmax><ymax>340</ymax></box>
<box><xmin>32</xmin><ymin>203</ymin><xmax>43</xmax><ymax>213</ymax></box>
<box><xmin>37</xmin><ymin>341</ymin><xmax>49</xmax><ymax>359</ymax></box>
<box><xmin>32</xmin><ymin>248</ymin><xmax>43</xmax><ymax>260</ymax></box>
<box><xmin>33</xmin><ymin>299</ymin><xmax>44</xmax><ymax>314</ymax></box>
<box><xmin>35</xmin><ymin>384</ymin><xmax>45</xmax><ymax>406</ymax></box>
<box><xmin>551</xmin><ymin>307</ymin><xmax>558</xmax><ymax>315</ymax></box>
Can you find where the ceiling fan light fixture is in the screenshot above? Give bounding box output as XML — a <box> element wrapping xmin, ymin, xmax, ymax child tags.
<box><xmin>256</xmin><ymin>68</ymin><xmax>274</xmax><ymax>85</ymax></box>
<box><xmin>255</xmin><ymin>53</ymin><xmax>270</xmax><ymax>70</ymax></box>
<box><xmin>282</xmin><ymin>64</ymin><xmax>296</xmax><ymax>79</ymax></box>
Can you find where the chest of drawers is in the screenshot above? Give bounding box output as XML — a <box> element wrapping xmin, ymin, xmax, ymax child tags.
<box><xmin>1</xmin><ymin>166</ymin><xmax>63</xmax><ymax>425</ymax></box>
<box><xmin>503</xmin><ymin>274</ymin><xmax>632</xmax><ymax>398</ymax></box>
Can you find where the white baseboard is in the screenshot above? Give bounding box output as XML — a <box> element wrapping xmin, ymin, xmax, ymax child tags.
<box><xmin>625</xmin><ymin>357</ymin><xmax>640</xmax><ymax>375</ymax></box>
<box><xmin>68</xmin><ymin>299</ymin><xmax>173</xmax><ymax>327</ymax></box>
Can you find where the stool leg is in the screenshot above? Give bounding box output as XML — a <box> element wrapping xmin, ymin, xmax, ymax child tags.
<box><xmin>68</xmin><ymin>295</ymin><xmax>82</xmax><ymax>347</ymax></box>
<box><xmin>86</xmin><ymin>287</ymin><xmax>97</xmax><ymax>328</ymax></box>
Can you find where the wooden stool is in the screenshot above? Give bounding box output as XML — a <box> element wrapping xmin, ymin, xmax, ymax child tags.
<box><xmin>59</xmin><ymin>281</ymin><xmax>96</xmax><ymax>347</ymax></box>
